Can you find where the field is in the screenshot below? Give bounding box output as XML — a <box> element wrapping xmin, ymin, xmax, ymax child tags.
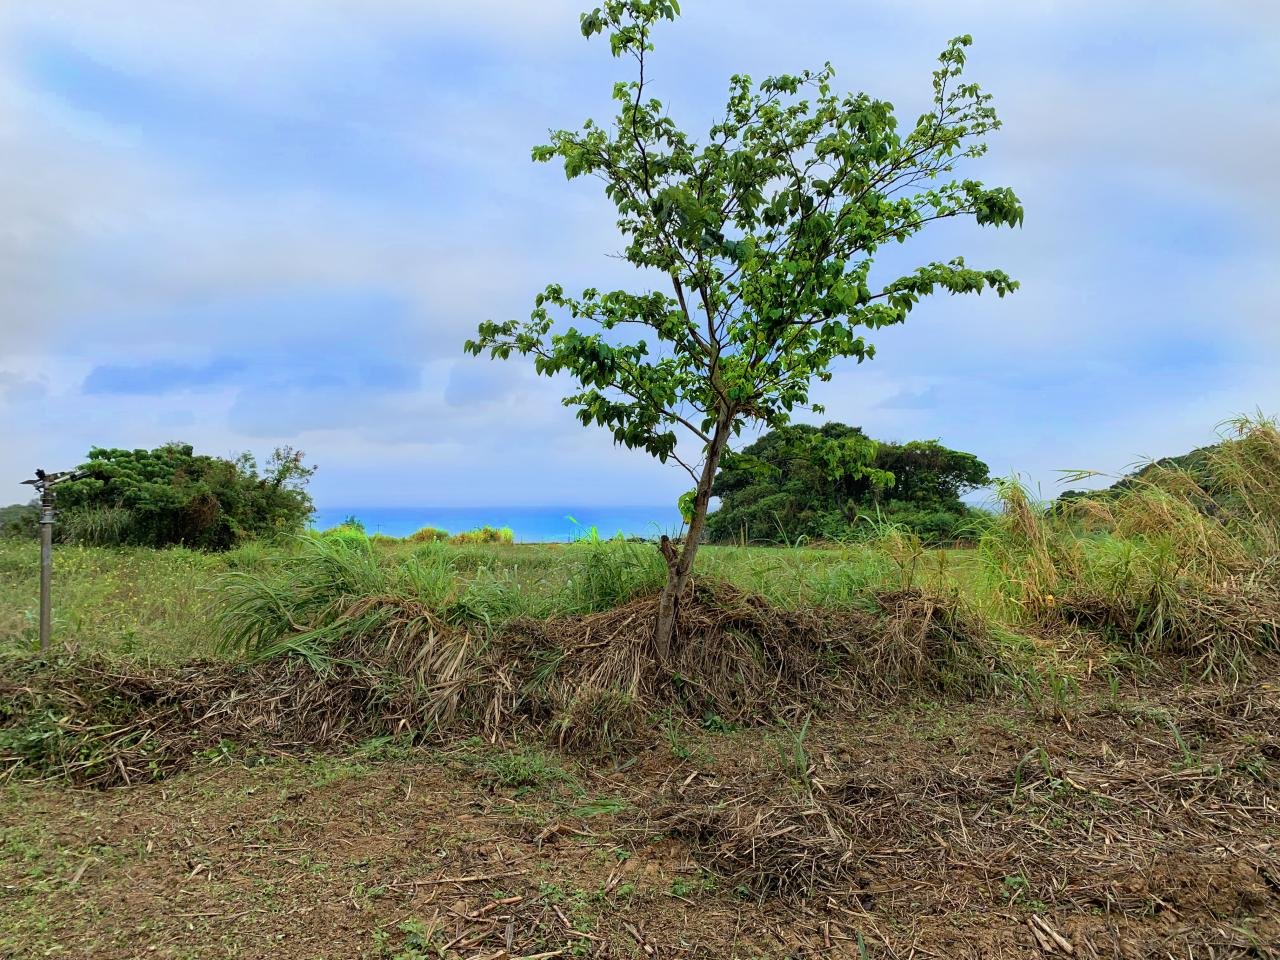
<box><xmin>3</xmin><ymin>422</ymin><xmax>1280</xmax><ymax>959</ymax></box>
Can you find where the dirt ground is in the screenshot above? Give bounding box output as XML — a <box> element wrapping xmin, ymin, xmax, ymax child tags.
<box><xmin>3</xmin><ymin>667</ymin><xmax>1279</xmax><ymax>960</ymax></box>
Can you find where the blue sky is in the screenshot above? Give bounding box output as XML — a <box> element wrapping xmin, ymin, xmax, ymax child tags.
<box><xmin>1</xmin><ymin>1</ymin><xmax>1277</xmax><ymax>508</ymax></box>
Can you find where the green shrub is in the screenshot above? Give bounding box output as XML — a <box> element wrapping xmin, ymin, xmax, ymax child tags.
<box><xmin>315</xmin><ymin>524</ymin><xmax>369</xmax><ymax>547</ymax></box>
<box><xmin>407</xmin><ymin>526</ymin><xmax>450</xmax><ymax>543</ymax></box>
<box><xmin>52</xmin><ymin>443</ymin><xmax>314</xmax><ymax>550</ymax></box>
<box><xmin>450</xmin><ymin>526</ymin><xmax>515</xmax><ymax>545</ymax></box>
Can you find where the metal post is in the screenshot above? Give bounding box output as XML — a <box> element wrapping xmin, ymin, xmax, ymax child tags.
<box><xmin>38</xmin><ymin>484</ymin><xmax>53</xmax><ymax>651</ymax></box>
<box><xmin>21</xmin><ymin>468</ymin><xmax>84</xmax><ymax>654</ymax></box>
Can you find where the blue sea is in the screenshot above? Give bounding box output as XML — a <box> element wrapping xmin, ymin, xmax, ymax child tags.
<box><xmin>309</xmin><ymin>505</ymin><xmax>684</xmax><ymax>542</ymax></box>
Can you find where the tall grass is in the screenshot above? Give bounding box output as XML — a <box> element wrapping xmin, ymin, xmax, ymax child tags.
<box><xmin>0</xmin><ymin>542</ymin><xmax>225</xmax><ymax>660</ymax></box>
<box><xmin>975</xmin><ymin>416</ymin><xmax>1280</xmax><ymax>676</ymax></box>
<box><xmin>211</xmin><ymin>532</ymin><xmax>669</xmax><ymax>664</ymax></box>
<box><xmin>59</xmin><ymin>506</ymin><xmax>136</xmax><ymax>547</ymax></box>
<box><xmin>976</xmin><ymin>478</ymin><xmax>1067</xmax><ymax>619</ymax></box>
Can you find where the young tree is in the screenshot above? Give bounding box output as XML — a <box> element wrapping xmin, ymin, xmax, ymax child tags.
<box><xmin>467</xmin><ymin>0</ymin><xmax>1023</xmax><ymax>656</ymax></box>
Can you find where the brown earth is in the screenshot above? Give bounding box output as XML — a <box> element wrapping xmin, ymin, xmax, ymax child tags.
<box><xmin>4</xmin><ymin>665</ymin><xmax>1279</xmax><ymax>959</ymax></box>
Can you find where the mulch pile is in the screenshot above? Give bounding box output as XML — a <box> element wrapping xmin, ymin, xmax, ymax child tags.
<box><xmin>1</xmin><ymin>581</ymin><xmax>994</xmax><ymax>785</ymax></box>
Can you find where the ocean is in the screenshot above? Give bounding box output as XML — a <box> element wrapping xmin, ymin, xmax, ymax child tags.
<box><xmin>309</xmin><ymin>505</ymin><xmax>684</xmax><ymax>542</ymax></box>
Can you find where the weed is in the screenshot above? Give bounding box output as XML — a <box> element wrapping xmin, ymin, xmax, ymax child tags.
<box><xmin>670</xmin><ymin>870</ymin><xmax>719</xmax><ymax>898</ymax></box>
<box><xmin>374</xmin><ymin>917</ymin><xmax>444</xmax><ymax>959</ymax></box>
<box><xmin>999</xmin><ymin>873</ymin><xmax>1046</xmax><ymax>911</ymax></box>
<box><xmin>772</xmin><ymin>713</ymin><xmax>814</xmax><ymax>795</ymax></box>
<box><xmin>464</xmin><ymin>743</ymin><xmax>578</xmax><ymax>794</ymax></box>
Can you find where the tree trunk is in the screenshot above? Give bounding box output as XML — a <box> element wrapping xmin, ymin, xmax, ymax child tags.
<box><xmin>654</xmin><ymin>415</ymin><xmax>731</xmax><ymax>660</ymax></box>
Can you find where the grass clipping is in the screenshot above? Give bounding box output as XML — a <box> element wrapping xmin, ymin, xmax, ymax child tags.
<box><xmin>1</xmin><ymin>579</ymin><xmax>994</xmax><ymax>785</ymax></box>
<box><xmin>481</xmin><ymin>581</ymin><xmax>995</xmax><ymax>749</ymax></box>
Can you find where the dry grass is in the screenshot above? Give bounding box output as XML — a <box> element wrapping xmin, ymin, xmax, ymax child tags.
<box><xmin>977</xmin><ymin>416</ymin><xmax>1280</xmax><ymax>679</ymax></box>
<box><xmin>2</xmin><ymin>579</ymin><xmax>1003</xmax><ymax>784</ymax></box>
<box><xmin>6</xmin><ymin>661</ymin><xmax>1278</xmax><ymax>959</ymax></box>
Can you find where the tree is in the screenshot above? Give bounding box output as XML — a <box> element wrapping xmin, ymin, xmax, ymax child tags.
<box><xmin>466</xmin><ymin>0</ymin><xmax>1023</xmax><ymax>655</ymax></box>
<box><xmin>707</xmin><ymin>422</ymin><xmax>989</xmax><ymax>544</ymax></box>
<box><xmin>54</xmin><ymin>443</ymin><xmax>316</xmax><ymax>549</ymax></box>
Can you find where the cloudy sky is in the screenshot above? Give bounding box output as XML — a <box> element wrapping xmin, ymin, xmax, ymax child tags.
<box><xmin>1</xmin><ymin>1</ymin><xmax>1276</xmax><ymax>509</ymax></box>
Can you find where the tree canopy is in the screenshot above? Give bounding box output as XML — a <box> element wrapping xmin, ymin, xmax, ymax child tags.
<box><xmin>707</xmin><ymin>422</ymin><xmax>989</xmax><ymax>544</ymax></box>
<box><xmin>50</xmin><ymin>443</ymin><xmax>315</xmax><ymax>550</ymax></box>
<box><xmin>466</xmin><ymin>0</ymin><xmax>1021</xmax><ymax>651</ymax></box>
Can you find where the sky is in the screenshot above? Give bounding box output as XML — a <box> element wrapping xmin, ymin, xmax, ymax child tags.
<box><xmin>1</xmin><ymin>0</ymin><xmax>1277</xmax><ymax>509</ymax></box>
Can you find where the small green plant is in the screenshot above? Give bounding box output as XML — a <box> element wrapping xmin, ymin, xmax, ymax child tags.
<box><xmin>1104</xmin><ymin>667</ymin><xmax>1122</xmax><ymax>707</ymax></box>
<box><xmin>470</xmin><ymin>744</ymin><xmax>578</xmax><ymax>795</ymax></box>
<box><xmin>537</xmin><ymin>882</ymin><xmax>599</xmax><ymax>933</ymax></box>
<box><xmin>1011</xmin><ymin>746</ymin><xmax>1051</xmax><ymax>802</ymax></box>
<box><xmin>774</xmin><ymin>713</ymin><xmax>814</xmax><ymax>795</ymax></box>
<box><xmin>1234</xmin><ymin>751</ymin><xmax>1270</xmax><ymax>784</ymax></box>
<box><xmin>996</xmin><ymin>873</ymin><xmax>1048</xmax><ymax>912</ymax></box>
<box><xmin>700</xmin><ymin>712</ymin><xmax>737</xmax><ymax>733</ymax></box>
<box><xmin>1165</xmin><ymin>717</ymin><xmax>1199</xmax><ymax>769</ymax></box>
<box><xmin>670</xmin><ymin>871</ymin><xmax>718</xmax><ymax>898</ymax></box>
<box><xmin>659</xmin><ymin>710</ymin><xmax>708</xmax><ymax>763</ymax></box>
<box><xmin>373</xmin><ymin>918</ymin><xmax>442</xmax><ymax>960</ymax></box>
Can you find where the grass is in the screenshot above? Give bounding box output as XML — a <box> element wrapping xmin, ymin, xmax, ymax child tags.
<box><xmin>0</xmin><ymin>542</ymin><xmax>229</xmax><ymax>661</ymax></box>
<box><xmin>0</xmin><ymin>536</ymin><xmax>926</xmax><ymax>663</ymax></box>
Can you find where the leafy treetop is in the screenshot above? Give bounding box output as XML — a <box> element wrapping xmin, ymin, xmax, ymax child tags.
<box><xmin>470</xmin><ymin>1</ymin><xmax>1020</xmax><ymax>478</ymax></box>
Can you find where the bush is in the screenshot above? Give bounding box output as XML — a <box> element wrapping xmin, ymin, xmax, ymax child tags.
<box><xmin>52</xmin><ymin>444</ymin><xmax>315</xmax><ymax>550</ymax></box>
<box><xmin>408</xmin><ymin>526</ymin><xmax>450</xmax><ymax>543</ymax></box>
<box><xmin>873</xmin><ymin>502</ymin><xmax>991</xmax><ymax>547</ymax></box>
<box><xmin>451</xmin><ymin>526</ymin><xmax>515</xmax><ymax>545</ymax></box>
<box><xmin>316</xmin><ymin>524</ymin><xmax>369</xmax><ymax>546</ymax></box>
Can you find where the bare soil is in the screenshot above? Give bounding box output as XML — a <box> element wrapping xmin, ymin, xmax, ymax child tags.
<box><xmin>4</xmin><ymin>665</ymin><xmax>1278</xmax><ymax>959</ymax></box>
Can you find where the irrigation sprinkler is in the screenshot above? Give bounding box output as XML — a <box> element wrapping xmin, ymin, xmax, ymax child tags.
<box><xmin>20</xmin><ymin>468</ymin><xmax>85</xmax><ymax>651</ymax></box>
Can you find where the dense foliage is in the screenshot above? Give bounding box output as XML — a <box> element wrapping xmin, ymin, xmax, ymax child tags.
<box><xmin>707</xmin><ymin>423</ymin><xmax>989</xmax><ymax>544</ymax></box>
<box><xmin>466</xmin><ymin>0</ymin><xmax>1021</xmax><ymax>651</ymax></box>
<box><xmin>50</xmin><ymin>443</ymin><xmax>315</xmax><ymax>550</ymax></box>
<box><xmin>0</xmin><ymin>502</ymin><xmax>39</xmax><ymax>539</ymax></box>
